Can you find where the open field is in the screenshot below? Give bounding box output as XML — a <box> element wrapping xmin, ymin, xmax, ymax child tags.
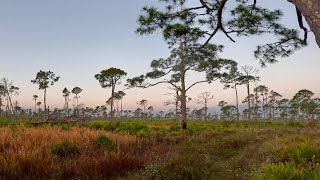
<box><xmin>1</xmin><ymin>119</ymin><xmax>320</xmax><ymax>179</ymax></box>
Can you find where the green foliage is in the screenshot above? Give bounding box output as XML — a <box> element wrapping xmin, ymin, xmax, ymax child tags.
<box><xmin>31</xmin><ymin>70</ymin><xmax>60</xmax><ymax>90</ymax></box>
<box><xmin>137</xmin><ymin>0</ymin><xmax>306</xmax><ymax>66</ymax></box>
<box><xmin>259</xmin><ymin>140</ymin><xmax>320</xmax><ymax>179</ymax></box>
<box><xmin>287</xmin><ymin>121</ymin><xmax>304</xmax><ymax>128</ymax></box>
<box><xmin>94</xmin><ymin>135</ymin><xmax>118</xmax><ymax>151</ymax></box>
<box><xmin>282</xmin><ymin>141</ymin><xmax>320</xmax><ymax>164</ymax></box>
<box><xmin>56</xmin><ymin>123</ymin><xmax>72</xmax><ymax>131</ymax></box>
<box><xmin>256</xmin><ymin>163</ymin><xmax>305</xmax><ymax>180</ymax></box>
<box><xmin>90</xmin><ymin>121</ymin><xmax>150</xmax><ymax>137</ymax></box>
<box><xmin>94</xmin><ymin>68</ymin><xmax>127</xmax><ymax>88</ymax></box>
<box><xmin>51</xmin><ymin>141</ymin><xmax>80</xmax><ymax>158</ymax></box>
<box><xmin>71</xmin><ymin>87</ymin><xmax>82</xmax><ymax>95</ymax></box>
<box><xmin>144</xmin><ymin>157</ymin><xmax>168</xmax><ymax>179</ymax></box>
<box><xmin>309</xmin><ymin>170</ymin><xmax>320</xmax><ymax>180</ymax></box>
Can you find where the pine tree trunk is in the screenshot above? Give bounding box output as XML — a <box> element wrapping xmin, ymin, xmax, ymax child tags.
<box><xmin>110</xmin><ymin>85</ymin><xmax>115</xmax><ymax>119</ymax></box>
<box><xmin>180</xmin><ymin>68</ymin><xmax>187</xmax><ymax>130</ymax></box>
<box><xmin>204</xmin><ymin>100</ymin><xmax>207</xmax><ymax>121</ymax></box>
<box><xmin>120</xmin><ymin>99</ymin><xmax>123</xmax><ymax>118</ymax></box>
<box><xmin>175</xmin><ymin>90</ymin><xmax>179</xmax><ymax>121</ymax></box>
<box><xmin>44</xmin><ymin>88</ymin><xmax>47</xmax><ymax>122</ymax></box>
<box><xmin>0</xmin><ymin>97</ymin><xmax>2</xmax><ymax>115</ymax></box>
<box><xmin>34</xmin><ymin>100</ymin><xmax>37</xmax><ymax>113</ymax></box>
<box><xmin>290</xmin><ymin>0</ymin><xmax>320</xmax><ymax>47</ymax></box>
<box><xmin>247</xmin><ymin>83</ymin><xmax>251</xmax><ymax>121</ymax></box>
<box><xmin>235</xmin><ymin>85</ymin><xmax>239</xmax><ymax>121</ymax></box>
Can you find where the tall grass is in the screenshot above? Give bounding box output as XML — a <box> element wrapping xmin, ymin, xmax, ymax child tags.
<box><xmin>0</xmin><ymin>125</ymin><xmax>151</xmax><ymax>178</ymax></box>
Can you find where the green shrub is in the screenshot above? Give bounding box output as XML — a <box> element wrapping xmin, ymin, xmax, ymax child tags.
<box><xmin>287</xmin><ymin>121</ymin><xmax>304</xmax><ymax>128</ymax></box>
<box><xmin>57</xmin><ymin>123</ymin><xmax>72</xmax><ymax>131</ymax></box>
<box><xmin>222</xmin><ymin>121</ymin><xmax>230</xmax><ymax>128</ymax></box>
<box><xmin>257</xmin><ymin>163</ymin><xmax>305</xmax><ymax>180</ymax></box>
<box><xmin>169</xmin><ymin>124</ymin><xmax>181</xmax><ymax>132</ymax></box>
<box><xmin>51</xmin><ymin>141</ymin><xmax>80</xmax><ymax>158</ymax></box>
<box><xmin>283</xmin><ymin>141</ymin><xmax>320</xmax><ymax>164</ymax></box>
<box><xmin>89</xmin><ymin>121</ymin><xmax>150</xmax><ymax>137</ymax></box>
<box><xmin>103</xmin><ymin>121</ymin><xmax>121</xmax><ymax>131</ymax></box>
<box><xmin>308</xmin><ymin>170</ymin><xmax>320</xmax><ymax>180</ymax></box>
<box><xmin>114</xmin><ymin>122</ymin><xmax>149</xmax><ymax>137</ymax></box>
<box><xmin>95</xmin><ymin>135</ymin><xmax>118</xmax><ymax>151</ymax></box>
<box><xmin>89</xmin><ymin>121</ymin><xmax>104</xmax><ymax>130</ymax></box>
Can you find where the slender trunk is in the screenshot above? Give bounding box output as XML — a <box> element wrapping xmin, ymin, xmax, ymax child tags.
<box><xmin>262</xmin><ymin>95</ymin><xmax>265</xmax><ymax>120</ymax></box>
<box><xmin>8</xmin><ymin>93</ymin><xmax>15</xmax><ymax>117</ymax></box>
<box><xmin>252</xmin><ymin>96</ymin><xmax>255</xmax><ymax>121</ymax></box>
<box><xmin>307</xmin><ymin>99</ymin><xmax>310</xmax><ymax>121</ymax></box>
<box><xmin>66</xmin><ymin>97</ymin><xmax>69</xmax><ymax>116</ymax></box>
<box><xmin>204</xmin><ymin>100</ymin><xmax>207</xmax><ymax>120</ymax></box>
<box><xmin>247</xmin><ymin>83</ymin><xmax>251</xmax><ymax>121</ymax></box>
<box><xmin>289</xmin><ymin>0</ymin><xmax>320</xmax><ymax>47</ymax></box>
<box><xmin>235</xmin><ymin>85</ymin><xmax>239</xmax><ymax>121</ymax></box>
<box><xmin>273</xmin><ymin>105</ymin><xmax>275</xmax><ymax>120</ymax></box>
<box><xmin>116</xmin><ymin>100</ymin><xmax>119</xmax><ymax>117</ymax></box>
<box><xmin>76</xmin><ymin>95</ymin><xmax>79</xmax><ymax>115</ymax></box>
<box><xmin>0</xmin><ymin>97</ymin><xmax>2</xmax><ymax>115</ymax></box>
<box><xmin>34</xmin><ymin>99</ymin><xmax>37</xmax><ymax>113</ymax></box>
<box><xmin>110</xmin><ymin>84</ymin><xmax>115</xmax><ymax>119</ymax></box>
<box><xmin>64</xmin><ymin>97</ymin><xmax>67</xmax><ymax>115</ymax></box>
<box><xmin>120</xmin><ymin>99</ymin><xmax>123</xmax><ymax>118</ymax></box>
<box><xmin>44</xmin><ymin>88</ymin><xmax>47</xmax><ymax>121</ymax></box>
<box><xmin>175</xmin><ymin>90</ymin><xmax>179</xmax><ymax>121</ymax></box>
<box><xmin>143</xmin><ymin>104</ymin><xmax>146</xmax><ymax>118</ymax></box>
<box><xmin>265</xmin><ymin>95</ymin><xmax>268</xmax><ymax>120</ymax></box>
<box><xmin>180</xmin><ymin>67</ymin><xmax>187</xmax><ymax>129</ymax></box>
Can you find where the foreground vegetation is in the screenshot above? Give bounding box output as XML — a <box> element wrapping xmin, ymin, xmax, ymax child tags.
<box><xmin>1</xmin><ymin>119</ymin><xmax>320</xmax><ymax>179</ymax></box>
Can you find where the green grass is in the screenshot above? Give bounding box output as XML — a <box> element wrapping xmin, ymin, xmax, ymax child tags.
<box><xmin>1</xmin><ymin>117</ymin><xmax>319</xmax><ymax>179</ymax></box>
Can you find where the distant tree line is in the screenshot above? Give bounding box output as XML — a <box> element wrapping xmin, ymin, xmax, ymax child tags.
<box><xmin>0</xmin><ymin>69</ymin><xmax>319</xmax><ymax>123</ymax></box>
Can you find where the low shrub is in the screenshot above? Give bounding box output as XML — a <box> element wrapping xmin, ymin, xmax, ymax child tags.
<box><xmin>51</xmin><ymin>141</ymin><xmax>80</xmax><ymax>158</ymax></box>
<box><xmin>257</xmin><ymin>163</ymin><xmax>305</xmax><ymax>180</ymax></box>
<box><xmin>56</xmin><ymin>123</ymin><xmax>72</xmax><ymax>131</ymax></box>
<box><xmin>287</xmin><ymin>121</ymin><xmax>304</xmax><ymax>128</ymax></box>
<box><xmin>95</xmin><ymin>135</ymin><xmax>118</xmax><ymax>151</ymax></box>
<box><xmin>282</xmin><ymin>141</ymin><xmax>320</xmax><ymax>164</ymax></box>
<box><xmin>89</xmin><ymin>121</ymin><xmax>150</xmax><ymax>137</ymax></box>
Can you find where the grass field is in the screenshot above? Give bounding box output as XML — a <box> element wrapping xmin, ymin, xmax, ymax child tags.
<box><xmin>1</xmin><ymin>119</ymin><xmax>320</xmax><ymax>179</ymax></box>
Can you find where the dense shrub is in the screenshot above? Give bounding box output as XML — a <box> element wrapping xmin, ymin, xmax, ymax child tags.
<box><xmin>89</xmin><ymin>121</ymin><xmax>150</xmax><ymax>137</ymax></box>
<box><xmin>257</xmin><ymin>163</ymin><xmax>305</xmax><ymax>180</ymax></box>
<box><xmin>95</xmin><ymin>135</ymin><xmax>118</xmax><ymax>151</ymax></box>
<box><xmin>51</xmin><ymin>141</ymin><xmax>80</xmax><ymax>158</ymax></box>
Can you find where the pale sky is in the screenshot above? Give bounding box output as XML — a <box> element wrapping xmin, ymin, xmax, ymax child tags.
<box><xmin>0</xmin><ymin>0</ymin><xmax>319</xmax><ymax>112</ymax></box>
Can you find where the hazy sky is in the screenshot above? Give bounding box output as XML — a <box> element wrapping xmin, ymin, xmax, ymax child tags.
<box><xmin>0</xmin><ymin>0</ymin><xmax>319</xmax><ymax>112</ymax></box>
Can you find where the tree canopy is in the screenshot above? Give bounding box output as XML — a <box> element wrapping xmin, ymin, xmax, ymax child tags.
<box><xmin>137</xmin><ymin>0</ymin><xmax>308</xmax><ymax>66</ymax></box>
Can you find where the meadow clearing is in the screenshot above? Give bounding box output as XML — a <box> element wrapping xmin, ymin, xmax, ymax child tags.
<box><xmin>0</xmin><ymin>119</ymin><xmax>320</xmax><ymax>179</ymax></box>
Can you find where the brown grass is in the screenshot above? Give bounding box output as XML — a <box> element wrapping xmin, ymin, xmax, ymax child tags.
<box><xmin>0</xmin><ymin>125</ymin><xmax>156</xmax><ymax>179</ymax></box>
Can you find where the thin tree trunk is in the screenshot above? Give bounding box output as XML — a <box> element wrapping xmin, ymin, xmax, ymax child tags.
<box><xmin>8</xmin><ymin>93</ymin><xmax>16</xmax><ymax>118</ymax></box>
<box><xmin>34</xmin><ymin>99</ymin><xmax>37</xmax><ymax>113</ymax></box>
<box><xmin>247</xmin><ymin>83</ymin><xmax>251</xmax><ymax>121</ymax></box>
<box><xmin>116</xmin><ymin>100</ymin><xmax>119</xmax><ymax>117</ymax></box>
<box><xmin>76</xmin><ymin>95</ymin><xmax>79</xmax><ymax>115</ymax></box>
<box><xmin>110</xmin><ymin>85</ymin><xmax>115</xmax><ymax>119</ymax></box>
<box><xmin>265</xmin><ymin>95</ymin><xmax>268</xmax><ymax>120</ymax></box>
<box><xmin>289</xmin><ymin>0</ymin><xmax>320</xmax><ymax>47</ymax></box>
<box><xmin>175</xmin><ymin>90</ymin><xmax>179</xmax><ymax>121</ymax></box>
<box><xmin>0</xmin><ymin>97</ymin><xmax>2</xmax><ymax>115</ymax></box>
<box><xmin>204</xmin><ymin>99</ymin><xmax>207</xmax><ymax>120</ymax></box>
<box><xmin>180</xmin><ymin>67</ymin><xmax>187</xmax><ymax>129</ymax></box>
<box><xmin>44</xmin><ymin>88</ymin><xmax>47</xmax><ymax>122</ymax></box>
<box><xmin>235</xmin><ymin>85</ymin><xmax>239</xmax><ymax>121</ymax></box>
<box><xmin>120</xmin><ymin>99</ymin><xmax>123</xmax><ymax>118</ymax></box>
<box><xmin>66</xmin><ymin>97</ymin><xmax>69</xmax><ymax>116</ymax></box>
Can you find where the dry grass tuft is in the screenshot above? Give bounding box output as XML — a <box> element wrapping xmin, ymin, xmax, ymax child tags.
<box><xmin>0</xmin><ymin>125</ymin><xmax>151</xmax><ymax>178</ymax></box>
